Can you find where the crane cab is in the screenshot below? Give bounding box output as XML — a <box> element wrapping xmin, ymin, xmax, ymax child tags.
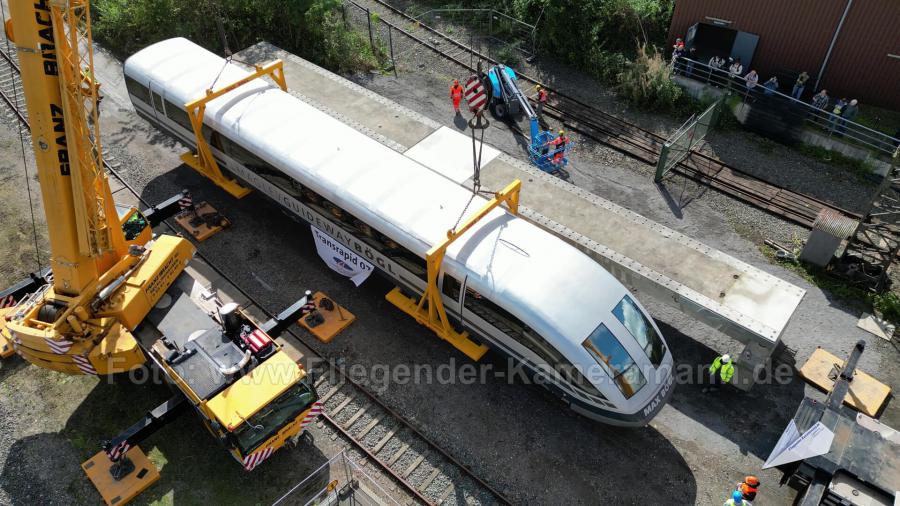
<box><xmin>135</xmin><ymin>275</ymin><xmax>321</xmax><ymax>470</ymax></box>
<box><xmin>116</xmin><ymin>205</ymin><xmax>153</xmax><ymax>249</ymax></box>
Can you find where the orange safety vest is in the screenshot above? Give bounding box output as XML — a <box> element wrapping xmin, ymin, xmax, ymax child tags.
<box><xmin>538</xmin><ymin>89</ymin><xmax>548</xmax><ymax>103</ymax></box>
<box><xmin>450</xmin><ymin>84</ymin><xmax>463</xmax><ymax>99</ymax></box>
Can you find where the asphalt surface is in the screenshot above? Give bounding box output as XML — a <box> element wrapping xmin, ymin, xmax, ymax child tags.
<box><xmin>0</xmin><ymin>37</ymin><xmax>897</xmax><ymax>506</ymax></box>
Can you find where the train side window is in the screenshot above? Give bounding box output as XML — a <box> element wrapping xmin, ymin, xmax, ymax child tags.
<box><xmin>164</xmin><ymin>100</ymin><xmax>193</xmax><ymax>132</ymax></box>
<box><xmin>442</xmin><ymin>275</ymin><xmax>461</xmax><ymax>301</ymax></box>
<box><xmin>462</xmin><ymin>289</ymin><xmax>606</xmax><ymax>399</ymax></box>
<box><xmin>152</xmin><ymin>92</ymin><xmax>165</xmax><ymax>115</ymax></box>
<box><xmin>124</xmin><ymin>76</ymin><xmax>150</xmax><ymax>104</ymax></box>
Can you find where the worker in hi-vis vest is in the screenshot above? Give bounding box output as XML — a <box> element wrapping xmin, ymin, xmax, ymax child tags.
<box><xmin>704</xmin><ymin>353</ymin><xmax>735</xmax><ymax>392</ymax></box>
<box><xmin>711</xmin><ymin>354</ymin><xmax>735</xmax><ymax>382</ymax></box>
<box><xmin>450</xmin><ymin>79</ymin><xmax>464</xmax><ymax>115</ymax></box>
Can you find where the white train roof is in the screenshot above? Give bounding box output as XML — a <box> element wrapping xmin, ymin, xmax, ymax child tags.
<box><xmin>124</xmin><ymin>38</ymin><xmax>636</xmax><ymax>350</ymax></box>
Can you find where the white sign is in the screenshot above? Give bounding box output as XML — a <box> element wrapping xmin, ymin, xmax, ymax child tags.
<box><xmin>311</xmin><ymin>225</ymin><xmax>374</xmax><ymax>286</ymax></box>
<box><xmin>763</xmin><ymin>420</ymin><xmax>834</xmax><ymax>469</ymax></box>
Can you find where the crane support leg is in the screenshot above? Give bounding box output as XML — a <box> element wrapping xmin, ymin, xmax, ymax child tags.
<box><xmin>386</xmin><ymin>180</ymin><xmax>521</xmax><ymax>361</ymax></box>
<box><xmin>181</xmin><ymin>60</ymin><xmax>288</xmax><ymax>199</ymax></box>
<box><xmin>83</xmin><ymin>394</ymin><xmax>186</xmax><ymax>505</ymax></box>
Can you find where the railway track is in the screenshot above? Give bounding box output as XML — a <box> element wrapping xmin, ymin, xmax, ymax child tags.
<box><xmin>0</xmin><ymin>43</ymin><xmax>509</xmax><ymax>506</ymax></box>
<box><xmin>352</xmin><ymin>0</ymin><xmax>863</xmax><ymax>228</ymax></box>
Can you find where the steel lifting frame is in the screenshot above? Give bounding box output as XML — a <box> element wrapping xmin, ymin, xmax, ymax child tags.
<box><xmin>181</xmin><ymin>60</ymin><xmax>288</xmax><ymax>199</ymax></box>
<box><xmin>386</xmin><ymin>180</ymin><xmax>522</xmax><ymax>361</ymax></box>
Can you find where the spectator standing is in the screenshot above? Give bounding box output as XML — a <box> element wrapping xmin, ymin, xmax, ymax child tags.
<box><xmin>728</xmin><ymin>58</ymin><xmax>743</xmax><ymax>91</ymax></box>
<box><xmin>672</xmin><ymin>39</ymin><xmax>686</xmax><ymax>73</ymax></box>
<box><xmin>811</xmin><ymin>89</ymin><xmax>830</xmax><ymax>124</ymax></box>
<box><xmin>743</xmin><ymin>70</ymin><xmax>758</xmax><ymax>101</ymax></box>
<box><xmin>830</xmin><ymin>97</ymin><xmax>848</xmax><ymax>133</ymax></box>
<box><xmin>837</xmin><ymin>99</ymin><xmax>859</xmax><ymax>136</ymax></box>
<box><xmin>708</xmin><ymin>56</ymin><xmax>725</xmax><ymax>84</ymax></box>
<box><xmin>762</xmin><ymin>76</ymin><xmax>778</xmax><ymax>96</ymax></box>
<box><xmin>792</xmin><ymin>71</ymin><xmax>809</xmax><ymax>99</ymax></box>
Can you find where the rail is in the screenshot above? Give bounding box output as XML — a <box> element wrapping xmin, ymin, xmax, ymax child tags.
<box><xmin>672</xmin><ymin>56</ymin><xmax>900</xmax><ymax>158</ymax></box>
<box><xmin>0</xmin><ymin>43</ymin><xmax>512</xmax><ymax>506</ymax></box>
<box><xmin>344</xmin><ymin>0</ymin><xmax>862</xmax><ymax>229</ymax></box>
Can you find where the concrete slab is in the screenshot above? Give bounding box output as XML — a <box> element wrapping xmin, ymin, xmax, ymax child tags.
<box><xmin>405</xmin><ymin>126</ymin><xmax>499</xmax><ymax>184</ymax></box>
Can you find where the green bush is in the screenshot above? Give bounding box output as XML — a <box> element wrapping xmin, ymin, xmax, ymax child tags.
<box><xmin>92</xmin><ymin>0</ymin><xmax>377</xmax><ymax>73</ymax></box>
<box><xmin>615</xmin><ymin>43</ymin><xmax>683</xmax><ymax>111</ymax></box>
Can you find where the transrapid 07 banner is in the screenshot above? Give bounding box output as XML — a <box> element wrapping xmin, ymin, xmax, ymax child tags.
<box><xmin>311</xmin><ymin>225</ymin><xmax>374</xmax><ymax>286</ymax></box>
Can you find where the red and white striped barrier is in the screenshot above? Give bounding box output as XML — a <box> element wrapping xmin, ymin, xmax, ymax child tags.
<box><xmin>107</xmin><ymin>441</ymin><xmax>131</xmax><ymax>462</ymax></box>
<box><xmin>178</xmin><ymin>191</ymin><xmax>194</xmax><ymax>213</ymax></box>
<box><xmin>72</xmin><ymin>353</ymin><xmax>98</xmax><ymax>375</ymax></box>
<box><xmin>299</xmin><ymin>400</ymin><xmax>323</xmax><ymax>433</ymax></box>
<box><xmin>45</xmin><ymin>337</ymin><xmax>74</xmax><ymax>354</ymax></box>
<box><xmin>242</xmin><ymin>446</ymin><xmax>275</xmax><ymax>472</ymax></box>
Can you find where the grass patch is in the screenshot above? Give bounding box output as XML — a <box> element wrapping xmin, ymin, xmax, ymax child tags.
<box><xmin>797</xmin><ymin>144</ymin><xmax>877</xmax><ymax>183</ymax></box>
<box><xmin>855</xmin><ymin>104</ymin><xmax>900</xmax><ymax>138</ymax></box>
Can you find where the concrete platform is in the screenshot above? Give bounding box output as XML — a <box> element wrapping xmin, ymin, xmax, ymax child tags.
<box><xmin>236</xmin><ymin>43</ymin><xmax>807</xmax><ymax>387</ymax></box>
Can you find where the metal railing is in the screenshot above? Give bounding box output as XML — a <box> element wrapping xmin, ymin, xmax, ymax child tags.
<box><xmin>672</xmin><ymin>56</ymin><xmax>900</xmax><ymax>158</ymax></box>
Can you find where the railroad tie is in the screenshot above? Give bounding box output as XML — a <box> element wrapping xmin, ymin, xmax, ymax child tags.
<box><xmin>371</xmin><ymin>429</ymin><xmax>396</xmax><ymax>454</ymax></box>
<box><xmin>343</xmin><ymin>407</ymin><xmax>367</xmax><ymax>429</ymax></box>
<box><xmin>418</xmin><ymin>469</ymin><xmax>441</xmax><ymax>492</ymax></box>
<box><xmin>386</xmin><ymin>443</ymin><xmax>409</xmax><ymax>466</ymax></box>
<box><xmin>314</xmin><ymin>373</ymin><xmax>328</xmax><ymax>388</ymax></box>
<box><xmin>319</xmin><ymin>384</ymin><xmax>342</xmax><ymax>403</ymax></box>
<box><xmin>437</xmin><ymin>484</ymin><xmax>455</xmax><ymax>505</ymax></box>
<box><xmin>402</xmin><ymin>454</ymin><xmax>425</xmax><ymax>478</ymax></box>
<box><xmin>357</xmin><ymin>416</ymin><xmax>382</xmax><ymax>439</ymax></box>
<box><xmin>330</xmin><ymin>396</ymin><xmax>353</xmax><ymax>417</ymax></box>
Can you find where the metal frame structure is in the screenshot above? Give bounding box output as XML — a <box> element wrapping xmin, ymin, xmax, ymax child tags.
<box><xmin>840</xmin><ymin>146</ymin><xmax>900</xmax><ymax>290</ymax></box>
<box><xmin>655</xmin><ymin>97</ymin><xmax>722</xmax><ymax>181</ymax></box>
<box><xmin>387</xmin><ymin>180</ymin><xmax>521</xmax><ymax>361</ymax></box>
<box><xmin>181</xmin><ymin>60</ymin><xmax>288</xmax><ymax>198</ymax></box>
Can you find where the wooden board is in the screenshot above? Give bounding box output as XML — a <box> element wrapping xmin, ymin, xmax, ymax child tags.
<box><xmin>174</xmin><ymin>202</ymin><xmax>229</xmax><ymax>241</ymax></box>
<box><xmin>82</xmin><ymin>446</ymin><xmax>160</xmax><ymax>506</ymax></box>
<box><xmin>799</xmin><ymin>347</ymin><xmax>892</xmax><ymax>417</ymax></box>
<box><xmin>298</xmin><ymin>291</ymin><xmax>355</xmax><ymax>343</ymax></box>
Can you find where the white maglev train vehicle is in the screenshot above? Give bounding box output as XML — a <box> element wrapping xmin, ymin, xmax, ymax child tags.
<box><xmin>124</xmin><ymin>38</ymin><xmax>675</xmax><ymax>426</ymax></box>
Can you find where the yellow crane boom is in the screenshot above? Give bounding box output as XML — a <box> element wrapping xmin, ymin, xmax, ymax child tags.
<box><xmin>3</xmin><ymin>0</ymin><xmax>194</xmax><ymax>375</ymax></box>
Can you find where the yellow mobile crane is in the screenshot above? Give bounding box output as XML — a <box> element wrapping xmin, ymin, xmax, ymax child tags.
<box><xmin>1</xmin><ymin>2</ymin><xmax>322</xmax><ymax>503</ymax></box>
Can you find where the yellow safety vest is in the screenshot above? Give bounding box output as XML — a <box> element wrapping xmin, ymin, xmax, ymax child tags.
<box><xmin>710</xmin><ymin>356</ymin><xmax>735</xmax><ymax>383</ymax></box>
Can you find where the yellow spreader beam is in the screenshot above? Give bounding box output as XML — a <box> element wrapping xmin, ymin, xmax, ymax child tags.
<box><xmin>181</xmin><ymin>60</ymin><xmax>288</xmax><ymax>199</ymax></box>
<box><xmin>387</xmin><ymin>180</ymin><xmax>522</xmax><ymax>361</ymax></box>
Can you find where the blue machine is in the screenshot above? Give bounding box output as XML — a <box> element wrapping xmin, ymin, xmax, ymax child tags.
<box><xmin>483</xmin><ymin>64</ymin><xmax>571</xmax><ymax>173</ymax></box>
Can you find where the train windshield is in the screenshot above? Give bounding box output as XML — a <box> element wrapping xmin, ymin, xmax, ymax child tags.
<box><xmin>233</xmin><ymin>380</ymin><xmax>317</xmax><ymax>455</ymax></box>
<box><xmin>613</xmin><ymin>295</ymin><xmax>667</xmax><ymax>367</ymax></box>
<box><xmin>582</xmin><ymin>324</ymin><xmax>646</xmax><ymax>399</ymax></box>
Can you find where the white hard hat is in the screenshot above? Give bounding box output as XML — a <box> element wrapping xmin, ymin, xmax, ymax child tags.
<box><xmin>721</xmin><ymin>354</ymin><xmax>732</xmax><ymax>363</ymax></box>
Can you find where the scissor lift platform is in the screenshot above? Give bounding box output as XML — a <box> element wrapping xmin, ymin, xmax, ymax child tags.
<box><xmin>235</xmin><ymin>42</ymin><xmax>807</xmax><ymax>389</ymax></box>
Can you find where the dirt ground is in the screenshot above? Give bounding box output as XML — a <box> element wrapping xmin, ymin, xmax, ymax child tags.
<box><xmin>0</xmin><ymin>33</ymin><xmax>898</xmax><ymax>506</ymax></box>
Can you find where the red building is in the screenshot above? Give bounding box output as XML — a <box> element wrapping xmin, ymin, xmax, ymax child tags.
<box><xmin>668</xmin><ymin>0</ymin><xmax>900</xmax><ymax>110</ymax></box>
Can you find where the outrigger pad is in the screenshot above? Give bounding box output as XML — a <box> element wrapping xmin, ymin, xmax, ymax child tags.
<box><xmin>174</xmin><ymin>201</ymin><xmax>230</xmax><ymax>241</ymax></box>
<box><xmin>82</xmin><ymin>446</ymin><xmax>160</xmax><ymax>506</ymax></box>
<box><xmin>298</xmin><ymin>291</ymin><xmax>355</xmax><ymax>343</ymax></box>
